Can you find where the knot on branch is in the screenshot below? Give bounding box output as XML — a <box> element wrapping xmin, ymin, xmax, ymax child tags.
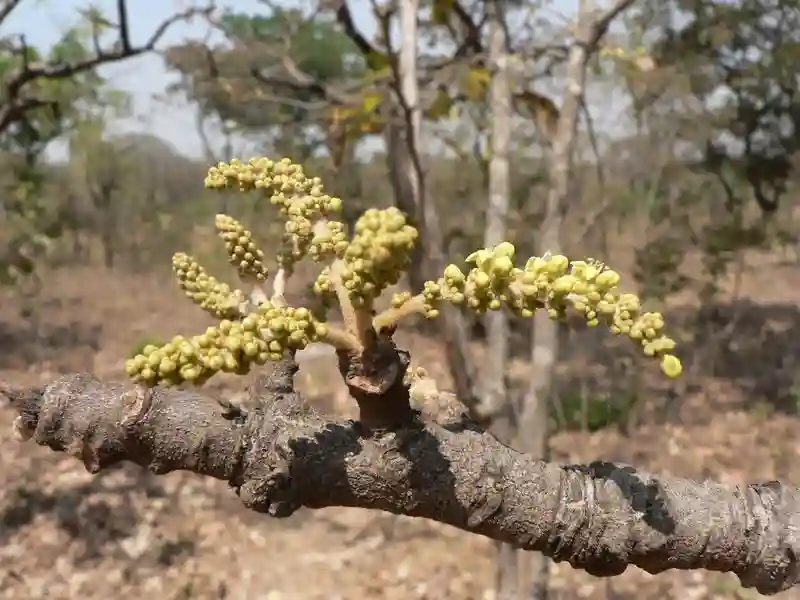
<box><xmin>247</xmin><ymin>353</ymin><xmax>300</xmax><ymax>410</ymax></box>
<box><xmin>235</xmin><ymin>381</ymin><xmax>357</xmax><ymax>518</ymax></box>
<box><xmin>234</xmin><ymin>356</ymin><xmax>317</xmax><ymax>517</ymax></box>
<box><xmin>336</xmin><ymin>335</ymin><xmax>415</xmax><ymax>430</ymax></box>
<box><xmin>236</xmin><ymin>438</ymin><xmax>303</xmax><ymax>518</ymax></box>
<box><xmin>0</xmin><ymin>380</ymin><xmax>43</xmax><ymax>441</ymax></box>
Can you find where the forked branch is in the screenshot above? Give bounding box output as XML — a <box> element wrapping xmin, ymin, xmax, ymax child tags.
<box><xmin>0</xmin><ymin>0</ymin><xmax>215</xmax><ymax>134</ymax></box>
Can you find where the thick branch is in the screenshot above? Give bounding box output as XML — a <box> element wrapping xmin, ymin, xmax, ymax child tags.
<box><xmin>331</xmin><ymin>0</ymin><xmax>378</xmax><ymax>58</ymax></box>
<box><xmin>2</xmin><ymin>362</ymin><xmax>800</xmax><ymax>595</ymax></box>
<box><xmin>0</xmin><ymin>0</ymin><xmax>23</xmax><ymax>26</ymax></box>
<box><xmin>249</xmin><ymin>63</ymin><xmax>354</xmax><ymax>107</ymax></box>
<box><xmin>0</xmin><ymin>0</ymin><xmax>214</xmax><ymax>134</ymax></box>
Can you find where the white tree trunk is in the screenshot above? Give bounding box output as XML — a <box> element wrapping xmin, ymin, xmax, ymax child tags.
<box><xmin>516</xmin><ymin>1</ymin><xmax>638</xmax><ymax>598</ymax></box>
<box><xmin>483</xmin><ymin>2</ymin><xmax>518</xmax><ymax>598</ymax></box>
<box><xmin>398</xmin><ymin>0</ymin><xmax>422</xmax><ymax>210</ymax></box>
<box><xmin>390</xmin><ymin>0</ymin><xmax>480</xmax><ymax>411</ymax></box>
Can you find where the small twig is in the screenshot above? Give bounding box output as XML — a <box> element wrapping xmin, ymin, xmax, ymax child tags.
<box><xmin>270</xmin><ymin>269</ymin><xmax>288</xmax><ymax>305</ymax></box>
<box><xmin>329</xmin><ymin>259</ymin><xmax>372</xmax><ymax>349</ymax></box>
<box><xmin>249</xmin><ymin>284</ymin><xmax>269</xmax><ymax>307</ymax></box>
<box><xmin>372</xmin><ymin>294</ymin><xmax>427</xmax><ymax>332</ymax></box>
<box><xmin>0</xmin><ymin>0</ymin><xmax>24</xmax><ymax>25</ymax></box>
<box><xmin>311</xmin><ymin>219</ymin><xmax>374</xmax><ymax>351</ymax></box>
<box><xmin>318</xmin><ymin>324</ymin><xmax>361</xmax><ymax>352</ymax></box>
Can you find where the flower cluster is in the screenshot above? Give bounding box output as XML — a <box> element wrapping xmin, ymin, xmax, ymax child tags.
<box><xmin>126</xmin><ymin>156</ymin><xmax>682</xmax><ymax>387</ymax></box>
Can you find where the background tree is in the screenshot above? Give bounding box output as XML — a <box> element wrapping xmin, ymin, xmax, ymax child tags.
<box><xmin>2</xmin><ymin>1</ymin><xmax>799</xmax><ymax>598</ymax></box>
<box><xmin>0</xmin><ymin>0</ymin><xmax>213</xmax><ymax>285</ymax></box>
<box><xmin>482</xmin><ymin>0</ymin><xmax>516</xmax><ymax>596</ymax></box>
<box><xmin>587</xmin><ymin>0</ymin><xmax>800</xmax><ymax>412</ymax></box>
<box><xmin>164</xmin><ymin>7</ymin><xmax>366</xmax><ymax>164</ymax></box>
<box><xmin>625</xmin><ymin>0</ymin><xmax>799</xmax><ymax>297</ymax></box>
<box><xmin>62</xmin><ymin>119</ymin><xmax>204</xmax><ymax>271</ymax></box>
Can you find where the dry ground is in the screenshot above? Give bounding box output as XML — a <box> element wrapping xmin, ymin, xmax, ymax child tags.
<box><xmin>1</xmin><ymin>264</ymin><xmax>799</xmax><ymax>600</ymax></box>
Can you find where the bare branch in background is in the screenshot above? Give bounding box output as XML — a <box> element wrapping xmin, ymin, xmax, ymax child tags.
<box><xmin>0</xmin><ymin>0</ymin><xmax>216</xmax><ymax>134</ymax></box>
<box><xmin>0</xmin><ymin>0</ymin><xmax>24</xmax><ymax>25</ymax></box>
<box><xmin>328</xmin><ymin>0</ymin><xmax>482</xmax><ymax>415</ymax></box>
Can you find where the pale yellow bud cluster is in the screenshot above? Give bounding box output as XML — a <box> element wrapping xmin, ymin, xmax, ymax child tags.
<box><xmin>313</xmin><ymin>208</ymin><xmax>418</xmax><ymax>307</ymax></box>
<box><xmin>389</xmin><ymin>242</ymin><xmax>683</xmax><ymax>378</ymax></box>
<box><xmin>125</xmin><ymin>304</ymin><xmax>328</xmax><ymax>387</ymax></box>
<box><xmin>214</xmin><ymin>214</ymin><xmax>268</xmax><ymax>281</ymax></box>
<box><xmin>205</xmin><ymin>157</ymin><xmax>344</xmax><ymax>272</ymax></box>
<box><xmin>171</xmin><ymin>252</ymin><xmax>245</xmax><ymax>320</ymax></box>
<box><xmin>126</xmin><ymin>156</ymin><xmax>683</xmax><ymax>390</ymax></box>
<box><xmin>308</xmin><ymin>220</ymin><xmax>349</xmax><ymax>262</ymax></box>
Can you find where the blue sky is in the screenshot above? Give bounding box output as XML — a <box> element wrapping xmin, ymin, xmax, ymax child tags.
<box><xmin>2</xmin><ymin>0</ymin><xmax>580</xmax><ymax>159</ymax></box>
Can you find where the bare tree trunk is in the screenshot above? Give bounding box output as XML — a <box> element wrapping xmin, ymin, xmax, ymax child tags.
<box><xmin>483</xmin><ymin>2</ymin><xmax>517</xmax><ymax>598</ymax></box>
<box><xmin>94</xmin><ymin>185</ymin><xmax>116</xmax><ymax>269</ymax></box>
<box><xmin>196</xmin><ymin>111</ymin><xmax>231</xmax><ymax>214</ymax></box>
<box><xmin>385</xmin><ymin>122</ymin><xmax>426</xmax><ymax>292</ymax></box>
<box><xmin>388</xmin><ymin>0</ymin><xmax>480</xmax><ymax>412</ymax></box>
<box><xmin>483</xmin><ymin>0</ymin><xmax>513</xmax><ymax>446</ymax></box>
<box><xmin>516</xmin><ymin>2</ymin><xmax>638</xmax><ymax>598</ymax></box>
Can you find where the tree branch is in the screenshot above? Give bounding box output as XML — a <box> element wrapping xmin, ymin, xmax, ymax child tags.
<box><xmin>0</xmin><ymin>0</ymin><xmax>23</xmax><ymax>26</ymax></box>
<box><xmin>199</xmin><ymin>9</ymin><xmax>362</xmax><ymax>108</ymax></box>
<box><xmin>581</xmin><ymin>0</ymin><xmax>637</xmax><ymax>47</ymax></box>
<box><xmin>331</xmin><ymin>0</ymin><xmax>378</xmax><ymax>58</ymax></box>
<box><xmin>249</xmin><ymin>61</ymin><xmax>354</xmax><ymax>106</ymax></box>
<box><xmin>2</xmin><ymin>348</ymin><xmax>800</xmax><ymax>596</ymax></box>
<box><xmin>0</xmin><ymin>0</ymin><xmax>215</xmax><ymax>134</ymax></box>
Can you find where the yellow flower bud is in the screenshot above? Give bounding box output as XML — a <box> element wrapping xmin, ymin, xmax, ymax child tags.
<box><xmin>595</xmin><ymin>269</ymin><xmax>621</xmax><ymax>289</ymax></box>
<box><xmin>493</xmin><ymin>242</ymin><xmax>516</xmax><ymax>258</ymax></box>
<box><xmin>546</xmin><ymin>255</ymin><xmax>570</xmax><ymax>275</ymax></box>
<box><xmin>472</xmin><ymin>271</ymin><xmax>491</xmax><ymax>288</ymax></box>
<box><xmin>552</xmin><ymin>275</ymin><xmax>576</xmax><ymax>295</ymax></box>
<box><xmin>661</xmin><ymin>354</ymin><xmax>683</xmax><ymax>378</ymax></box>
<box><xmin>492</xmin><ymin>256</ymin><xmax>514</xmax><ymax>277</ymax></box>
<box><xmin>525</xmin><ymin>257</ymin><xmax>548</xmax><ymax>273</ymax></box>
<box><xmin>444</xmin><ymin>264</ymin><xmax>465</xmax><ymax>283</ymax></box>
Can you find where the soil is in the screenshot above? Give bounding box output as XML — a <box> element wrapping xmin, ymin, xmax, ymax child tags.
<box><xmin>1</xmin><ymin>264</ymin><xmax>799</xmax><ymax>600</ymax></box>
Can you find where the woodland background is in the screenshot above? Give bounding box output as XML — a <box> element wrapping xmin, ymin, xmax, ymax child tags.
<box><xmin>0</xmin><ymin>0</ymin><xmax>799</xmax><ymax>598</ymax></box>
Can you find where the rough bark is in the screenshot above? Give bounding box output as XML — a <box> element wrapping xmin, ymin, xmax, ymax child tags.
<box><xmin>2</xmin><ymin>348</ymin><xmax>800</xmax><ymax>597</ymax></box>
